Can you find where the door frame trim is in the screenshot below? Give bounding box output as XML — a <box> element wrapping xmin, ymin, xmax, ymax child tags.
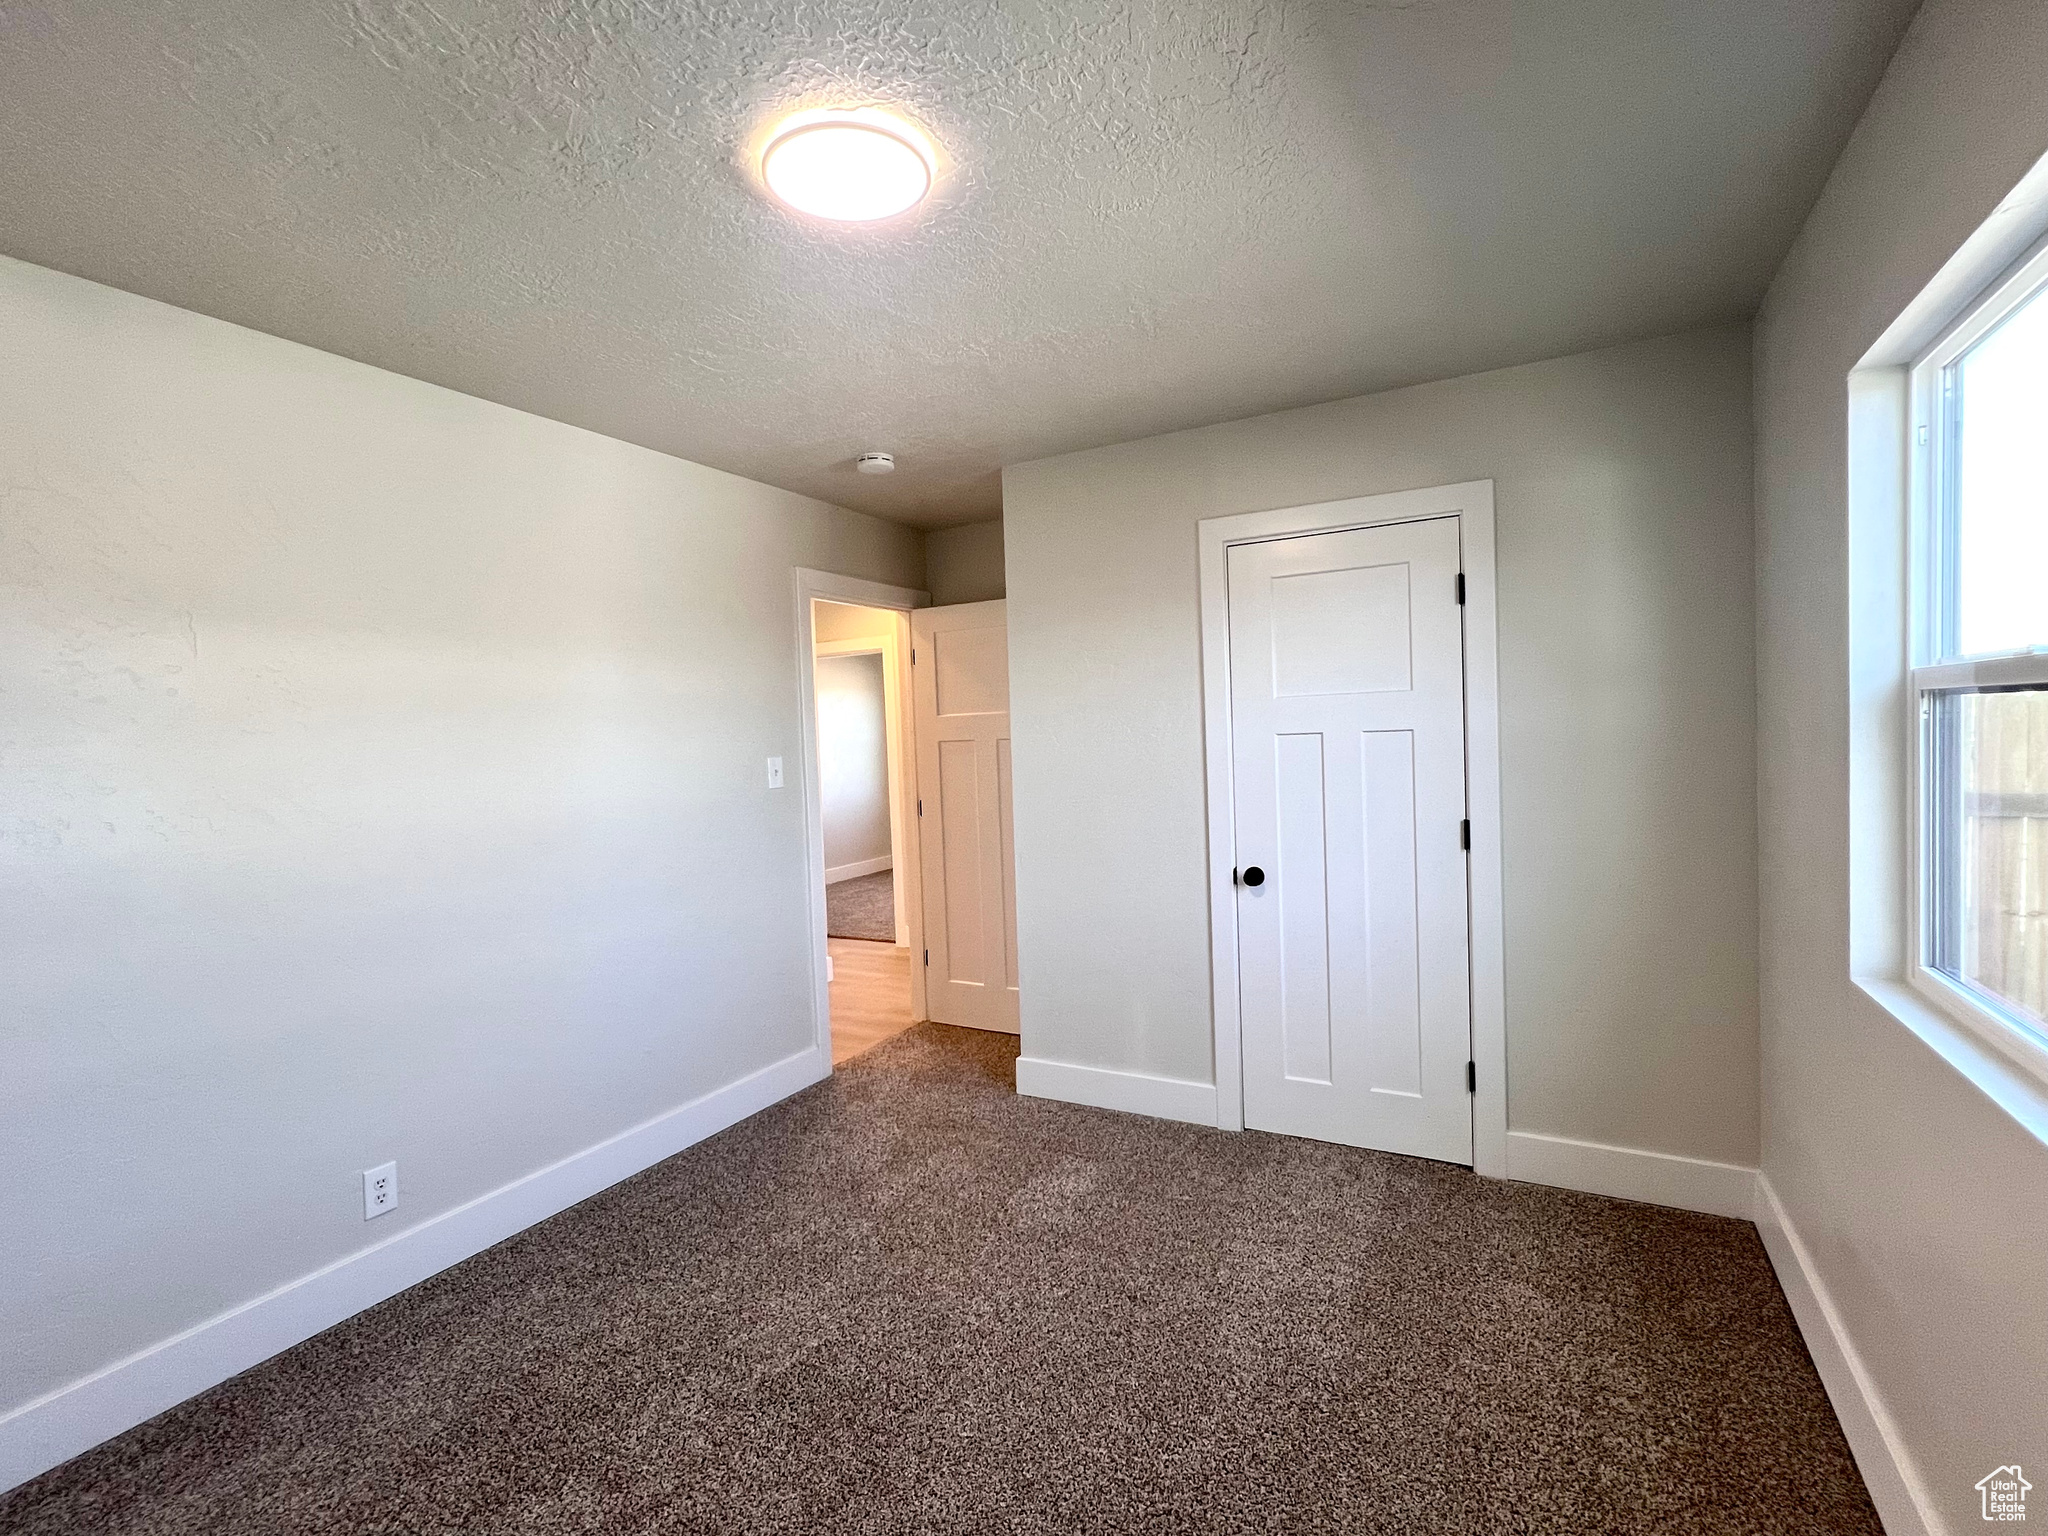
<box><xmin>1196</xmin><ymin>481</ymin><xmax>1508</xmax><ymax>1176</ymax></box>
<box><xmin>794</xmin><ymin>569</ymin><xmax>931</xmax><ymax>1059</ymax></box>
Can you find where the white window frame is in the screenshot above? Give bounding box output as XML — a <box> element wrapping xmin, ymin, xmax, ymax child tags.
<box><xmin>1904</xmin><ymin>233</ymin><xmax>2048</xmax><ymax>1082</ymax></box>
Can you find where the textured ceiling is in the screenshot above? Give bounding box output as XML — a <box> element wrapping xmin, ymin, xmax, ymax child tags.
<box><xmin>0</xmin><ymin>0</ymin><xmax>1915</xmax><ymax>527</ymax></box>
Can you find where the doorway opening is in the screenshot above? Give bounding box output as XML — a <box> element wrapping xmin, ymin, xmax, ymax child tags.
<box><xmin>812</xmin><ymin>596</ymin><xmax>920</xmax><ymax>1064</ymax></box>
<box><xmin>794</xmin><ymin>570</ymin><xmax>1023</xmax><ymax>1073</ymax></box>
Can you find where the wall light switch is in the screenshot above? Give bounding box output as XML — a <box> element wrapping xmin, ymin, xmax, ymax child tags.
<box><xmin>766</xmin><ymin>756</ymin><xmax>784</xmax><ymax>788</ymax></box>
<box><xmin>363</xmin><ymin>1162</ymin><xmax>398</xmax><ymax>1220</ymax></box>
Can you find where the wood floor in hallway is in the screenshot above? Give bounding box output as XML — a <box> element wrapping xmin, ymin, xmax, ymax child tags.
<box><xmin>828</xmin><ymin>937</ymin><xmax>916</xmax><ymax>1064</ymax></box>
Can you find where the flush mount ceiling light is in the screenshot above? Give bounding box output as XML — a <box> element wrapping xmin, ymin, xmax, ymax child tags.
<box><xmin>760</xmin><ymin>109</ymin><xmax>935</xmax><ymax>222</ymax></box>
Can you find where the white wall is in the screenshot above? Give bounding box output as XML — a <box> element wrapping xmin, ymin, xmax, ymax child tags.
<box><xmin>813</xmin><ymin>598</ymin><xmax>900</xmax><ymax>644</ymax></box>
<box><xmin>0</xmin><ymin>257</ymin><xmax>922</xmax><ymax>1454</ymax></box>
<box><xmin>816</xmin><ymin>652</ymin><xmax>892</xmax><ymax>878</ymax></box>
<box><xmin>1003</xmin><ymin>326</ymin><xmax>1758</xmax><ymax>1167</ymax></box>
<box><xmin>925</xmin><ymin>519</ymin><xmax>1006</xmax><ymax>605</ymax></box>
<box><xmin>1754</xmin><ymin>0</ymin><xmax>2048</xmax><ymax>1525</ymax></box>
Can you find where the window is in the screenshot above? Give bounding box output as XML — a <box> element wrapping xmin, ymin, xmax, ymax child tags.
<box><xmin>1912</xmin><ymin>253</ymin><xmax>2048</xmax><ymax>1054</ymax></box>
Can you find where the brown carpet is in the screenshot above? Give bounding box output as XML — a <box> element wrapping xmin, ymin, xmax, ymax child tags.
<box><xmin>826</xmin><ymin>869</ymin><xmax>895</xmax><ymax>941</ymax></box>
<box><xmin>0</xmin><ymin>1025</ymin><xmax>1878</xmax><ymax>1535</ymax></box>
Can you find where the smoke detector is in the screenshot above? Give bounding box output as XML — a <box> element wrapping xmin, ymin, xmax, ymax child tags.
<box><xmin>855</xmin><ymin>452</ymin><xmax>896</xmax><ymax>475</ymax></box>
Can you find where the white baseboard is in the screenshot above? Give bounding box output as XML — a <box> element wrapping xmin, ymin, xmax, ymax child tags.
<box><xmin>1502</xmin><ymin>1129</ymin><xmax>1757</xmax><ymax>1219</ymax></box>
<box><xmin>1014</xmin><ymin>1056</ymin><xmax>1218</xmax><ymax>1127</ymax></box>
<box><xmin>1754</xmin><ymin>1176</ymin><xmax>1935</xmax><ymax>1536</ymax></box>
<box><xmin>825</xmin><ymin>855</ymin><xmax>892</xmax><ymax>884</ymax></box>
<box><xmin>0</xmin><ymin>1044</ymin><xmax>830</xmax><ymax>1496</ymax></box>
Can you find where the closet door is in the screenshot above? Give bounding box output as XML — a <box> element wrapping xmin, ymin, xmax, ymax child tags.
<box><xmin>1230</xmin><ymin>518</ymin><xmax>1473</xmax><ymax>1163</ymax></box>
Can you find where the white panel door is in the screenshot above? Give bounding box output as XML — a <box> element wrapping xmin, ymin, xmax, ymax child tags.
<box><xmin>912</xmin><ymin>600</ymin><xmax>1020</xmax><ymax>1033</ymax></box>
<box><xmin>1228</xmin><ymin>518</ymin><xmax>1472</xmax><ymax>1163</ymax></box>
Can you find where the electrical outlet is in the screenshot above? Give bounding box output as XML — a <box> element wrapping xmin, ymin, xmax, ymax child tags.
<box><xmin>363</xmin><ymin>1162</ymin><xmax>398</xmax><ymax>1220</ymax></box>
<box><xmin>766</xmin><ymin>756</ymin><xmax>784</xmax><ymax>788</ymax></box>
<box><xmin>826</xmin><ymin>955</ymin><xmax>834</xmax><ymax>981</ymax></box>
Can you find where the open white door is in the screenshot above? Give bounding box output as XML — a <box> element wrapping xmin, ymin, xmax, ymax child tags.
<box><xmin>1228</xmin><ymin>517</ymin><xmax>1473</xmax><ymax>1164</ymax></box>
<box><xmin>912</xmin><ymin>600</ymin><xmax>1020</xmax><ymax>1034</ymax></box>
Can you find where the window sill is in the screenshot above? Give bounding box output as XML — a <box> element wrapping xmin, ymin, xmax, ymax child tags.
<box><xmin>1854</xmin><ymin>975</ymin><xmax>2048</xmax><ymax>1146</ymax></box>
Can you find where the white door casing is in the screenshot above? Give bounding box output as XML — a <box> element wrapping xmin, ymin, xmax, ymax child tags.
<box><xmin>912</xmin><ymin>600</ymin><xmax>1021</xmax><ymax>1034</ymax></box>
<box><xmin>1227</xmin><ymin>517</ymin><xmax>1474</xmax><ymax>1163</ymax></box>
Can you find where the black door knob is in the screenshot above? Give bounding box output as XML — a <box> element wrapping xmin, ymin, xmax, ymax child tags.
<box><xmin>1241</xmin><ymin>865</ymin><xmax>1265</xmax><ymax>887</ymax></box>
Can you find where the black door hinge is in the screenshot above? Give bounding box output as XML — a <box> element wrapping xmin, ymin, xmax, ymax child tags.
<box><xmin>1455</xmin><ymin>572</ymin><xmax>1466</xmax><ymax>605</ymax></box>
<box><xmin>1460</xmin><ymin>819</ymin><xmax>1470</xmax><ymax>851</ymax></box>
<box><xmin>923</xmin><ymin>949</ymin><xmax>930</xmax><ymax>966</ymax></box>
<box><xmin>1466</xmin><ymin>1061</ymin><xmax>1476</xmax><ymax>1094</ymax></box>
<box><xmin>917</xmin><ymin>798</ymin><xmax>923</xmax><ymax>816</ymax></box>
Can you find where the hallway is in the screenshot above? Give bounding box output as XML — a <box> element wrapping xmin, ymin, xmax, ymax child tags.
<box><xmin>829</xmin><ymin>937</ymin><xmax>917</xmax><ymax>1065</ymax></box>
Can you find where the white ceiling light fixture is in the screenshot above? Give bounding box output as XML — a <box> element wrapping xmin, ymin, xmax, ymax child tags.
<box><xmin>760</xmin><ymin>109</ymin><xmax>936</xmax><ymax>223</ymax></box>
